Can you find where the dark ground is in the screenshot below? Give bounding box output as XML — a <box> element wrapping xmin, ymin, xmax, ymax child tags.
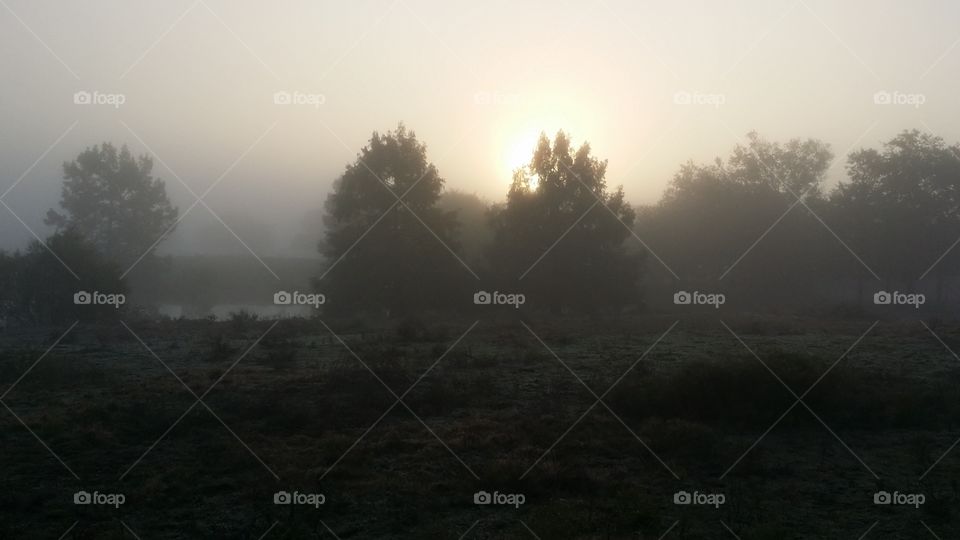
<box><xmin>2</xmin><ymin>314</ymin><xmax>959</xmax><ymax>539</ymax></box>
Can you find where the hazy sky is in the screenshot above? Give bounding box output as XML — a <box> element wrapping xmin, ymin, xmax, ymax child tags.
<box><xmin>2</xmin><ymin>0</ymin><xmax>959</xmax><ymax>255</ymax></box>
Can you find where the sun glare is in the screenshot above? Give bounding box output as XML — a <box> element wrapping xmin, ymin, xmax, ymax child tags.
<box><xmin>496</xmin><ymin>103</ymin><xmax>594</xmax><ymax>190</ymax></box>
<box><xmin>503</xmin><ymin>129</ymin><xmax>540</xmax><ymax>178</ymax></box>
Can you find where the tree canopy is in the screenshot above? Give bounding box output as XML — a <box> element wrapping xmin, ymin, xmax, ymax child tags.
<box><xmin>319</xmin><ymin>124</ymin><xmax>464</xmax><ymax>315</ymax></box>
<box><xmin>45</xmin><ymin>143</ymin><xmax>178</xmax><ymax>268</ymax></box>
<box><xmin>488</xmin><ymin>131</ymin><xmax>642</xmax><ymax>312</ymax></box>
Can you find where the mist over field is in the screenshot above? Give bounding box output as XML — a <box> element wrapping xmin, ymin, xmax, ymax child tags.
<box><xmin>3</xmin><ymin>1</ymin><xmax>960</xmax><ymax>538</ymax></box>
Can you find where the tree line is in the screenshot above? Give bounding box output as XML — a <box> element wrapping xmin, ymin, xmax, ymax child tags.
<box><xmin>2</xmin><ymin>125</ymin><xmax>959</xmax><ymax>324</ymax></box>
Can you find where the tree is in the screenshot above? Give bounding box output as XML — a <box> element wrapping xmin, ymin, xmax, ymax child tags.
<box><xmin>488</xmin><ymin>131</ymin><xmax>641</xmax><ymax>312</ymax></box>
<box><xmin>831</xmin><ymin>130</ymin><xmax>960</xmax><ymax>304</ymax></box>
<box><xmin>437</xmin><ymin>190</ymin><xmax>491</xmax><ymax>267</ymax></box>
<box><xmin>642</xmin><ymin>133</ymin><xmax>834</xmax><ymax>308</ymax></box>
<box><xmin>319</xmin><ymin>124</ymin><xmax>463</xmax><ymax>315</ymax></box>
<box><xmin>11</xmin><ymin>229</ymin><xmax>126</xmax><ymax>324</ymax></box>
<box><xmin>45</xmin><ymin>143</ymin><xmax>178</xmax><ymax>267</ymax></box>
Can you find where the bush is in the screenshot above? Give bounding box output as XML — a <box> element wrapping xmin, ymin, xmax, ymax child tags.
<box><xmin>610</xmin><ymin>350</ymin><xmax>960</xmax><ymax>430</ymax></box>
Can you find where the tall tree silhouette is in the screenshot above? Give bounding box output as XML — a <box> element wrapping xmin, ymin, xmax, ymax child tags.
<box><xmin>488</xmin><ymin>131</ymin><xmax>641</xmax><ymax>312</ymax></box>
<box><xmin>642</xmin><ymin>133</ymin><xmax>833</xmax><ymax>307</ymax></box>
<box><xmin>319</xmin><ymin>124</ymin><xmax>462</xmax><ymax>315</ymax></box>
<box><xmin>832</xmin><ymin>130</ymin><xmax>960</xmax><ymax>303</ymax></box>
<box><xmin>45</xmin><ymin>143</ymin><xmax>178</xmax><ymax>268</ymax></box>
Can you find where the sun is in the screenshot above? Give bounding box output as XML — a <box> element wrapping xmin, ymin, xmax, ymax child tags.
<box><xmin>496</xmin><ymin>104</ymin><xmax>591</xmax><ymax>188</ymax></box>
<box><xmin>502</xmin><ymin>129</ymin><xmax>540</xmax><ymax>178</ymax></box>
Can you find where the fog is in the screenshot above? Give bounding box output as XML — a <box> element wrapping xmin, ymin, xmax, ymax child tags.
<box><xmin>8</xmin><ymin>2</ymin><xmax>960</xmax><ymax>538</ymax></box>
<box><xmin>3</xmin><ymin>0</ymin><xmax>959</xmax><ymax>255</ymax></box>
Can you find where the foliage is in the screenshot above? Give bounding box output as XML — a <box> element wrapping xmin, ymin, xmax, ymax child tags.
<box><xmin>319</xmin><ymin>124</ymin><xmax>465</xmax><ymax>315</ymax></box>
<box><xmin>4</xmin><ymin>229</ymin><xmax>126</xmax><ymax>324</ymax></box>
<box><xmin>488</xmin><ymin>131</ymin><xmax>643</xmax><ymax>312</ymax></box>
<box><xmin>45</xmin><ymin>142</ymin><xmax>178</xmax><ymax>267</ymax></box>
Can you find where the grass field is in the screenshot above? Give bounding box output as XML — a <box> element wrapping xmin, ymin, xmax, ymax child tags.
<box><xmin>2</xmin><ymin>314</ymin><xmax>959</xmax><ymax>539</ymax></box>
